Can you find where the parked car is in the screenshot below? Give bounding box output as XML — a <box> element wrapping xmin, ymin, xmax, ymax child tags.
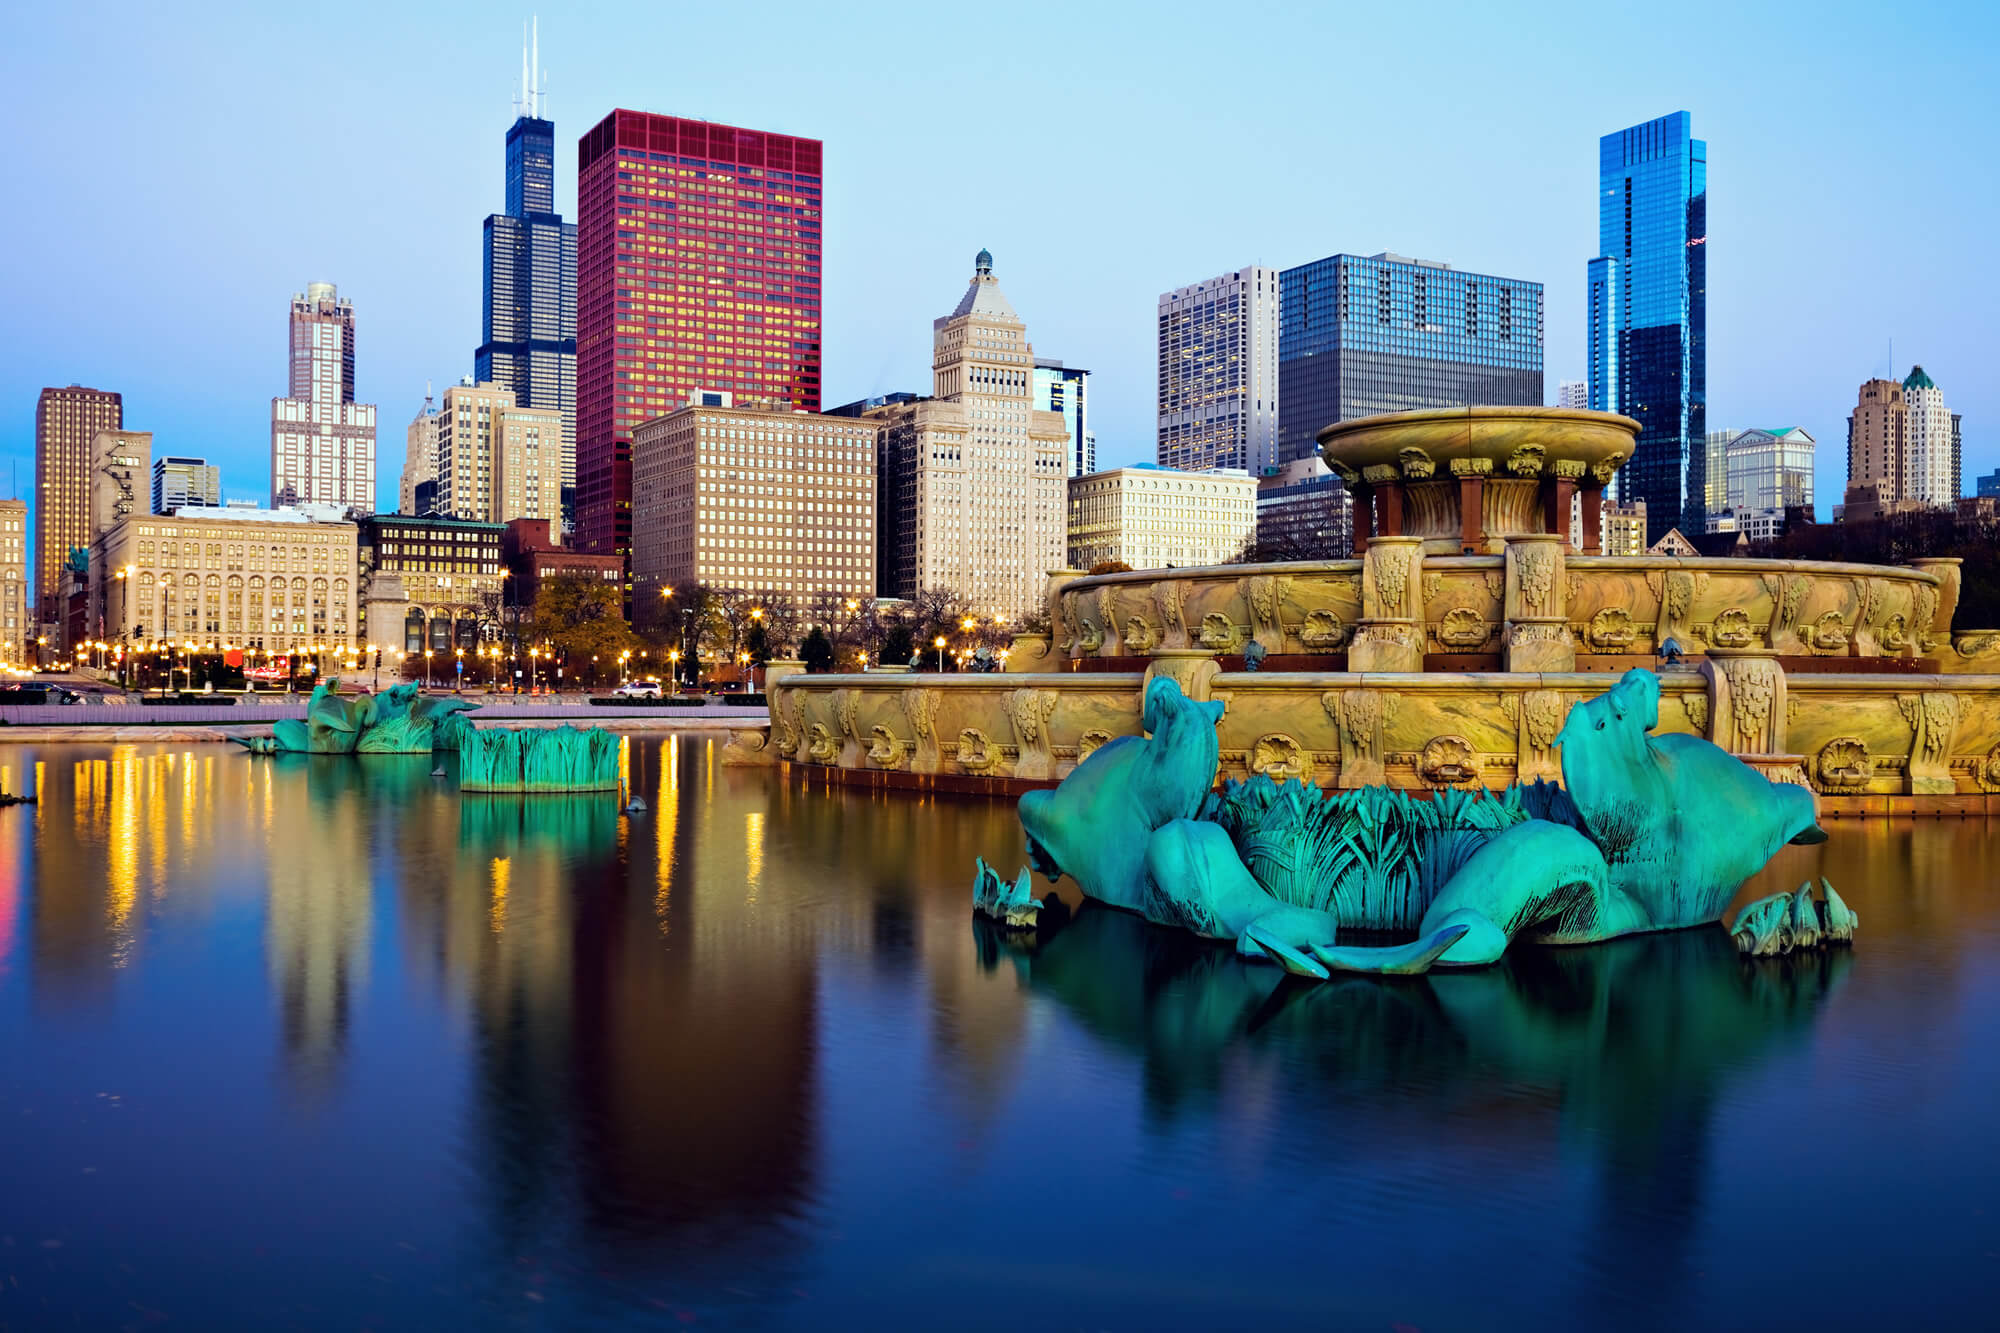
<box><xmin>611</xmin><ymin>679</ymin><xmax>663</xmax><ymax>699</ymax></box>
<box><xmin>0</xmin><ymin>683</ymin><xmax>83</xmax><ymax>705</ymax></box>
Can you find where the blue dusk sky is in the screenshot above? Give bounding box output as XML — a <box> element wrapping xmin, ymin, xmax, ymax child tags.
<box><xmin>2</xmin><ymin>0</ymin><xmax>1995</xmax><ymax>526</ymax></box>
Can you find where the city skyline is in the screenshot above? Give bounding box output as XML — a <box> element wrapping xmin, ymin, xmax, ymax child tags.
<box><xmin>3</xmin><ymin>2</ymin><xmax>1994</xmax><ymax>543</ymax></box>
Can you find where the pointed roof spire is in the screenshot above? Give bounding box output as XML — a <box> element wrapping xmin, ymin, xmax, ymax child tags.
<box><xmin>1903</xmin><ymin>364</ymin><xmax>1935</xmax><ymax>391</ymax></box>
<box><xmin>975</xmin><ymin>247</ymin><xmax>993</xmax><ymax>276</ymax></box>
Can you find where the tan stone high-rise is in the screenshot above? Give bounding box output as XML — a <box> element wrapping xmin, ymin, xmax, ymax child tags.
<box><xmin>1847</xmin><ymin>378</ymin><xmax>1906</xmax><ymax>501</ymax></box>
<box><xmin>0</xmin><ymin>498</ymin><xmax>26</xmax><ymax>660</ymax></box>
<box><xmin>872</xmin><ymin>250</ymin><xmax>1069</xmax><ymax>614</ymax></box>
<box><xmin>270</xmin><ymin>282</ymin><xmax>377</xmax><ymax>510</ymax></box>
<box><xmin>35</xmin><ymin>384</ymin><xmax>123</xmax><ymax>640</ymax></box>
<box><xmin>401</xmin><ymin>393</ymin><xmax>438</xmax><ymax>515</ymax></box>
<box><xmin>435</xmin><ymin>380</ymin><xmax>562</xmax><ymax>525</ymax></box>
<box><xmin>91</xmin><ymin>430</ymin><xmax>151</xmax><ymax>547</ymax></box>
<box><xmin>630</xmin><ymin>400</ymin><xmax>875</xmax><ymax>622</ymax></box>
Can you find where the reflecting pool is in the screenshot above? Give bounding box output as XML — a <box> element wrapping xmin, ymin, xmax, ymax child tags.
<box><xmin>1</xmin><ymin>740</ymin><xmax>1996</xmax><ymax>1329</ymax></box>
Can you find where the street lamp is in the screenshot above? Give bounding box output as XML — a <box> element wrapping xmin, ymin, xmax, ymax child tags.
<box><xmin>934</xmin><ymin>635</ymin><xmax>947</xmax><ymax>672</ymax></box>
<box><xmin>668</xmin><ymin>649</ymin><xmax>680</xmax><ymax>695</ymax></box>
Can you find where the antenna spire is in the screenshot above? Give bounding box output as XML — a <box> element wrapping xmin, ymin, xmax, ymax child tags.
<box><xmin>531</xmin><ymin>16</ymin><xmax>540</xmax><ymax>119</ymax></box>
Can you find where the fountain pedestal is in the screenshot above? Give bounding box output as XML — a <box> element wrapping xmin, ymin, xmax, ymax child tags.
<box><xmin>1504</xmin><ymin>534</ymin><xmax>1574</xmax><ymax>672</ymax></box>
<box><xmin>1349</xmin><ymin>537</ymin><xmax>1425</xmax><ymax>673</ymax></box>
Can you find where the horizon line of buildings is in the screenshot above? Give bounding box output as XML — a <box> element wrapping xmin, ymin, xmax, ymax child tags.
<box><xmin>15</xmin><ymin>92</ymin><xmax>1981</xmax><ymax>657</ymax></box>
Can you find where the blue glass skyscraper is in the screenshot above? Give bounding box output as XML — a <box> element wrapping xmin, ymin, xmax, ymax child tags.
<box><xmin>1588</xmin><ymin>112</ymin><xmax>1706</xmax><ymax>544</ymax></box>
<box><xmin>475</xmin><ymin>60</ymin><xmax>577</xmax><ymax>504</ymax></box>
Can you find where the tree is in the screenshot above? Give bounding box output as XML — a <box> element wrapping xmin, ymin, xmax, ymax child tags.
<box><xmin>878</xmin><ymin>617</ymin><xmax>915</xmax><ymax>667</ymax></box>
<box><xmin>744</xmin><ymin>619</ymin><xmax>772</xmax><ymax>666</ymax></box>
<box><xmin>532</xmin><ymin>572</ymin><xmax>637</xmax><ymax>684</ymax></box>
<box><xmin>799</xmin><ymin>626</ymin><xmax>835</xmax><ymax>673</ymax></box>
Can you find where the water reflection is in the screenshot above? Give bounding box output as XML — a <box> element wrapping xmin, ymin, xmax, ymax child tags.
<box><xmin>1</xmin><ymin>742</ymin><xmax>1995</xmax><ymax>1329</ymax></box>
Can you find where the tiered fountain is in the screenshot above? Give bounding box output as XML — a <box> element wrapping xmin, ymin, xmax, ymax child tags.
<box><xmin>728</xmin><ymin>407</ymin><xmax>2000</xmax><ymax>816</ymax></box>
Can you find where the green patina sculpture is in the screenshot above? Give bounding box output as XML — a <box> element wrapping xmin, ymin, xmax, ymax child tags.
<box><xmin>972</xmin><ymin>857</ymin><xmax>1044</xmax><ymax>929</ymax></box>
<box><xmin>457</xmin><ymin>724</ymin><xmax>622</xmax><ymax>793</ymax></box>
<box><xmin>233</xmin><ymin>680</ymin><xmax>481</xmax><ymax>755</ymax></box>
<box><xmin>990</xmin><ymin>669</ymin><xmax>1853</xmax><ymax>978</ymax></box>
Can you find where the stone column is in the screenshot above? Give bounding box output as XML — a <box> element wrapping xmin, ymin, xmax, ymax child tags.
<box><xmin>1351</xmin><ymin>484</ymin><xmax>1374</xmax><ymax>554</ymax></box>
<box><xmin>1503</xmin><ymin>534</ymin><xmax>1573</xmax><ymax>671</ymax></box>
<box><xmin>1579</xmin><ymin>482</ymin><xmax>1604</xmax><ymax>555</ymax></box>
<box><xmin>1545</xmin><ymin>462</ymin><xmax>1583</xmax><ymax>551</ymax></box>
<box><xmin>1450</xmin><ymin>458</ymin><xmax>1490</xmax><ymax>555</ymax></box>
<box><xmin>1348</xmin><ymin>536</ymin><xmax>1424</xmax><ymax>672</ymax></box>
<box><xmin>1367</xmin><ymin>465</ymin><xmax>1404</xmax><ymax>537</ymax></box>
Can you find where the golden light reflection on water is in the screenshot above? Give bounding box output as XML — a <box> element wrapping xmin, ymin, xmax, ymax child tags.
<box><xmin>489</xmin><ymin>856</ymin><xmax>510</xmax><ymax>935</ymax></box>
<box><xmin>745</xmin><ymin>811</ymin><xmax>764</xmax><ymax>900</ymax></box>
<box><xmin>655</xmin><ymin>734</ymin><xmax>678</xmax><ymax>935</ymax></box>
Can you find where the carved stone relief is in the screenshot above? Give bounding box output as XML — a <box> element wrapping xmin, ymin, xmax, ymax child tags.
<box><xmin>901</xmin><ymin>688</ymin><xmax>941</xmax><ymax>773</ymax></box>
<box><xmin>867</xmin><ymin>724</ymin><xmax>905</xmax><ymax>770</ymax></box>
<box><xmin>1005</xmin><ymin>688</ymin><xmax>1060</xmax><ymax>781</ymax></box>
<box><xmin>1249</xmin><ymin>733</ymin><xmax>1313</xmax><ymax>781</ymax></box>
<box><xmin>1300</xmin><ymin>608</ymin><xmax>1350</xmax><ymax>650</ymax></box>
<box><xmin>1419</xmin><ymin>735</ymin><xmax>1480</xmax><ymax>786</ymax></box>
<box><xmin>1811</xmin><ymin>737</ymin><xmax>1872</xmax><ymax>790</ymax></box>
<box><xmin>956</xmin><ymin>728</ymin><xmax>998</xmax><ymax>774</ymax></box>
<box><xmin>1710</xmin><ymin>607</ymin><xmax>1754</xmax><ymax>649</ymax></box>
<box><xmin>1436</xmin><ymin>608</ymin><xmax>1490</xmax><ymax>649</ymax></box>
<box><xmin>1198</xmin><ymin>612</ymin><xmax>1239</xmax><ymax>651</ymax></box>
<box><xmin>1588</xmin><ymin>607</ymin><xmax>1636</xmax><ymax>650</ymax></box>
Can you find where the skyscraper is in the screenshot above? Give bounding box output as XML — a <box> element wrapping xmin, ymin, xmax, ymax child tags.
<box><xmin>1277</xmin><ymin>252</ymin><xmax>1544</xmax><ymax>462</ymax></box>
<box><xmin>1032</xmin><ymin>359</ymin><xmax>1094</xmax><ymax>477</ymax></box>
<box><xmin>90</xmin><ymin>430</ymin><xmax>150</xmax><ymax>547</ymax></box>
<box><xmin>34</xmin><ymin>384</ymin><xmax>122</xmax><ymax>639</ymax></box>
<box><xmin>1156</xmin><ymin>268</ymin><xmax>1279</xmax><ymax>473</ymax></box>
<box><xmin>1843</xmin><ymin>368</ymin><xmax>1958</xmax><ymax>518</ymax></box>
<box><xmin>435</xmin><ymin>379</ymin><xmax>563</xmax><ymax>525</ymax></box>
<box><xmin>1847</xmin><ymin>378</ymin><xmax>1905</xmax><ymax>501</ymax></box>
<box><xmin>1</xmin><ymin>498</ymin><xmax>27</xmax><ymax>661</ymax></box>
<box><xmin>475</xmin><ymin>26</ymin><xmax>577</xmax><ymax>501</ymax></box>
<box><xmin>1557</xmin><ymin>379</ymin><xmax>1588</xmax><ymax>410</ymax></box>
<box><xmin>153</xmin><ymin>456</ymin><xmax>221</xmax><ymax>513</ymax></box>
<box><xmin>270</xmin><ymin>283</ymin><xmax>378</xmax><ymax>510</ymax></box>
<box><xmin>400</xmin><ymin>391</ymin><xmax>438</xmax><ymax>516</ymax></box>
<box><xmin>871</xmin><ymin>250</ymin><xmax>1069</xmax><ymax>612</ymax></box>
<box><xmin>1587</xmin><ymin>112</ymin><xmax>1707</xmax><ymax>544</ymax></box>
<box><xmin>575</xmin><ymin>110</ymin><xmax>823</xmax><ymax>567</ymax></box>
<box><xmin>1902</xmin><ymin>365</ymin><xmax>1958</xmax><ymax>505</ymax></box>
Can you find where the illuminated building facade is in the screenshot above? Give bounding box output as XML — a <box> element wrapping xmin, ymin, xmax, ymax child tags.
<box><xmin>575</xmin><ymin>110</ymin><xmax>823</xmax><ymax>567</ymax></box>
<box><xmin>630</xmin><ymin>398</ymin><xmax>874</xmax><ymax>622</ymax></box>
<box><xmin>34</xmin><ymin>384</ymin><xmax>123</xmax><ymax>644</ymax></box>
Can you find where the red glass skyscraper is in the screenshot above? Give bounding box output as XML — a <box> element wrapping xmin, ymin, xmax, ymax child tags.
<box><xmin>575</xmin><ymin>111</ymin><xmax>823</xmax><ymax>562</ymax></box>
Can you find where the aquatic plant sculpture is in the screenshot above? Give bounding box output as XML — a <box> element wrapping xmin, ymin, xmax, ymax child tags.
<box><xmin>983</xmin><ymin>669</ymin><xmax>1850</xmax><ymax>978</ymax></box>
<box><xmin>233</xmin><ymin>680</ymin><xmax>481</xmax><ymax>755</ymax></box>
<box><xmin>457</xmin><ymin>724</ymin><xmax>622</xmax><ymax>793</ymax></box>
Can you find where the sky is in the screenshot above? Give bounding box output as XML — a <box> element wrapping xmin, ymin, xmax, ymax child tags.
<box><xmin>3</xmin><ymin>0</ymin><xmax>1997</xmax><ymax>531</ymax></box>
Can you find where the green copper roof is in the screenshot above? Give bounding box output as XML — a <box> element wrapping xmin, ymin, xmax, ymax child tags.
<box><xmin>1903</xmin><ymin>365</ymin><xmax>1935</xmax><ymax>391</ymax></box>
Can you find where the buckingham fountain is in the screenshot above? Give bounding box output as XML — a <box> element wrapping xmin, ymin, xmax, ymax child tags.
<box><xmin>731</xmin><ymin>406</ymin><xmax>2000</xmax><ymax>815</ymax></box>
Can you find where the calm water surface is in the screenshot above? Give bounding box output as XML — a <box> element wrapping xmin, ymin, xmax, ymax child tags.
<box><xmin>0</xmin><ymin>738</ymin><xmax>1996</xmax><ymax>1330</ymax></box>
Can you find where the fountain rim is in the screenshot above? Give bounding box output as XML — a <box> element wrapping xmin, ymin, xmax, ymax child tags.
<box><xmin>1316</xmin><ymin>403</ymin><xmax>1643</xmax><ymax>450</ymax></box>
<box><xmin>1056</xmin><ymin>553</ymin><xmax>1943</xmax><ymax>596</ymax></box>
